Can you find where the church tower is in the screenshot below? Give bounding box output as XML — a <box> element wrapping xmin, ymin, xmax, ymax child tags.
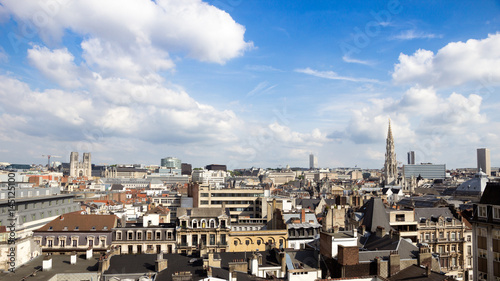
<box><xmin>383</xmin><ymin>120</ymin><xmax>398</xmax><ymax>185</ymax></box>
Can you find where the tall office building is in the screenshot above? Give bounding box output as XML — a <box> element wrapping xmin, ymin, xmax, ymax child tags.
<box><xmin>407</xmin><ymin>151</ymin><xmax>415</xmax><ymax>165</ymax></box>
<box><xmin>161</xmin><ymin>157</ymin><xmax>181</xmax><ymax>169</ymax></box>
<box><xmin>309</xmin><ymin>153</ymin><xmax>318</xmax><ymax>170</ymax></box>
<box><xmin>477</xmin><ymin>148</ymin><xmax>491</xmax><ymax>176</ymax></box>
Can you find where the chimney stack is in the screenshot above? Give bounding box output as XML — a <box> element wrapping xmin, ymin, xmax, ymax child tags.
<box><xmin>301</xmin><ymin>208</ymin><xmax>306</xmax><ymax>223</ymax></box>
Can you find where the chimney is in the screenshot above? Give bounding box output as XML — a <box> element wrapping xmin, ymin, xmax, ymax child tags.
<box><xmin>418</xmin><ymin>245</ymin><xmax>432</xmax><ymax>269</ymax></box>
<box><xmin>280</xmin><ymin>252</ymin><xmax>286</xmax><ymax>274</ymax></box>
<box><xmin>155</xmin><ymin>252</ymin><xmax>168</xmax><ymax>272</ymax></box>
<box><xmin>376</xmin><ymin>226</ymin><xmax>385</xmax><ymax>238</ymax></box>
<box><xmin>43</xmin><ymin>255</ymin><xmax>52</xmax><ymax>271</ymax></box>
<box><xmin>301</xmin><ymin>208</ymin><xmax>306</xmax><ymax>223</ymax></box>
<box><xmin>359</xmin><ymin>225</ymin><xmax>366</xmax><ymax>235</ymax></box>
<box><xmin>70</xmin><ymin>251</ymin><xmax>77</xmax><ymax>265</ymax></box>
<box><xmin>86</xmin><ymin>247</ymin><xmax>93</xmax><ymax>260</ymax></box>
<box><xmin>389</xmin><ymin>251</ymin><xmax>400</xmax><ymax>277</ymax></box>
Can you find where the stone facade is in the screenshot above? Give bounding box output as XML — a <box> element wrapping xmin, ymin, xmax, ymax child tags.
<box><xmin>69</xmin><ymin>152</ymin><xmax>91</xmax><ymax>178</ymax></box>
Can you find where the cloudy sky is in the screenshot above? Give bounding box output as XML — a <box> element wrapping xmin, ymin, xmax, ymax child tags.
<box><xmin>0</xmin><ymin>0</ymin><xmax>499</xmax><ymax>169</ymax></box>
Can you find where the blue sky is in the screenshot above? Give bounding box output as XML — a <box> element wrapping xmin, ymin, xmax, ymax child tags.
<box><xmin>0</xmin><ymin>0</ymin><xmax>499</xmax><ymax>169</ymax></box>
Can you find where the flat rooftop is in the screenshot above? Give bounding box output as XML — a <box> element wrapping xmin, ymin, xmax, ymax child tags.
<box><xmin>0</xmin><ymin>253</ymin><xmax>99</xmax><ymax>280</ymax></box>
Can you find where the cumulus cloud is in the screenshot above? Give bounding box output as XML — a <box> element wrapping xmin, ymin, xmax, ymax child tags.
<box><xmin>1</xmin><ymin>0</ymin><xmax>253</xmax><ymax>65</ymax></box>
<box><xmin>27</xmin><ymin>45</ymin><xmax>84</xmax><ymax>88</ymax></box>
<box><xmin>295</xmin><ymin>67</ymin><xmax>379</xmax><ymax>83</ymax></box>
<box><xmin>342</xmin><ymin>87</ymin><xmax>486</xmax><ymax>145</ymax></box>
<box><xmin>393</xmin><ymin>33</ymin><xmax>500</xmax><ymax>87</ymax></box>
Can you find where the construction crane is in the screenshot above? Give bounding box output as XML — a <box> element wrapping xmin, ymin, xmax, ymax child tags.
<box><xmin>42</xmin><ymin>155</ymin><xmax>62</xmax><ymax>167</ymax></box>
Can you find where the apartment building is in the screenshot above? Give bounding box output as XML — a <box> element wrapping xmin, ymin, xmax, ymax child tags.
<box><xmin>33</xmin><ymin>212</ymin><xmax>118</xmax><ymax>254</ymax></box>
<box><xmin>176</xmin><ymin>207</ymin><xmax>230</xmax><ymax>255</ymax></box>
<box><xmin>189</xmin><ymin>183</ymin><xmax>267</xmax><ymax>222</ymax></box>
<box><xmin>415</xmin><ymin>207</ymin><xmax>468</xmax><ymax>280</ymax></box>
<box><xmin>471</xmin><ymin>182</ymin><xmax>500</xmax><ymax>281</ymax></box>
<box><xmin>388</xmin><ymin>209</ymin><xmax>418</xmax><ymax>242</ymax></box>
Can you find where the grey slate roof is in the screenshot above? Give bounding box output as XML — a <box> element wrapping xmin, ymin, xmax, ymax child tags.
<box><xmin>105</xmin><ymin>252</ymin><xmax>278</xmax><ymax>281</ymax></box>
<box><xmin>360</xmin><ymin>197</ymin><xmax>392</xmax><ymax>233</ymax></box>
<box><xmin>479</xmin><ymin>182</ymin><xmax>500</xmax><ymax>205</ymax></box>
<box><xmin>359</xmin><ymin>237</ymin><xmax>418</xmax><ymax>262</ymax></box>
<box><xmin>414</xmin><ymin>207</ymin><xmax>453</xmax><ymax>221</ymax></box>
<box><xmin>386</xmin><ymin>264</ymin><xmax>449</xmax><ymax>281</ymax></box>
<box><xmin>177</xmin><ymin>207</ymin><xmax>228</xmax><ymax>218</ymax></box>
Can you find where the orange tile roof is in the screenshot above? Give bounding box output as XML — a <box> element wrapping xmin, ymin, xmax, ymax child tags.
<box><xmin>35</xmin><ymin>212</ymin><xmax>118</xmax><ymax>232</ymax></box>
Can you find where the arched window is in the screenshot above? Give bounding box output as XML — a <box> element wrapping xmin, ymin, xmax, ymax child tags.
<box><xmin>192</xmin><ymin>219</ymin><xmax>198</xmax><ymax>228</ymax></box>
<box><xmin>209</xmin><ymin>219</ymin><xmax>215</xmax><ymax>228</ymax></box>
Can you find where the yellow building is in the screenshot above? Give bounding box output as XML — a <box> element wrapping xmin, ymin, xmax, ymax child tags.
<box><xmin>229</xmin><ymin>228</ymin><xmax>288</xmax><ymax>252</ymax></box>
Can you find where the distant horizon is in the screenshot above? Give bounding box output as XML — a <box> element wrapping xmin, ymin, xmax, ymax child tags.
<box><xmin>0</xmin><ymin>1</ymin><xmax>499</xmax><ymax>170</ymax></box>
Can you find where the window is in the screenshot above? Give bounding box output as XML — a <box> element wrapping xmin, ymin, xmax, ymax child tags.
<box><xmin>210</xmin><ymin>234</ymin><xmax>216</xmax><ymax>245</ymax></box>
<box><xmin>439</xmin><ymin>232</ymin><xmax>444</xmax><ymax>239</ymax></box>
<box><xmin>137</xmin><ymin>232</ymin><xmax>142</xmax><ymax>240</ymax></box>
<box><xmin>48</xmin><ymin>240</ymin><xmax>53</xmax><ymax>247</ymax></box>
<box><xmin>60</xmin><ymin>239</ymin><xmax>65</xmax><ymax>247</ymax></box>
<box><xmin>439</xmin><ymin>246</ymin><xmax>445</xmax><ymax>253</ymax></box>
<box><xmin>494</xmin><ymin>252</ymin><xmax>500</xmax><ymax>262</ymax></box>
<box><xmin>156</xmin><ymin>231</ymin><xmax>161</xmax><ymax>240</ymax></box>
<box><xmin>128</xmin><ymin>232</ymin><xmax>133</xmax><ymax>240</ymax></box>
<box><xmin>167</xmin><ymin>232</ymin><xmax>172</xmax><ymax>240</ymax></box>
<box><xmin>116</xmin><ymin>232</ymin><xmax>122</xmax><ymax>240</ymax></box>
<box><xmin>494</xmin><ymin>207</ymin><xmax>500</xmax><ymax>219</ymax></box>
<box><xmin>32</xmin><ymin>214</ymin><xmax>36</xmax><ymax>220</ymax></box>
<box><xmin>479</xmin><ymin>228</ymin><xmax>487</xmax><ymax>237</ymax></box>
<box><xmin>493</xmin><ymin>229</ymin><xmax>500</xmax><ymax>239</ymax></box>
<box><xmin>395</xmin><ymin>214</ymin><xmax>405</xmax><ymax>222</ymax></box>
<box><xmin>451</xmin><ymin>232</ymin><xmax>456</xmax><ymax>241</ymax></box>
<box><xmin>425</xmin><ymin>233</ymin><xmax>430</xmax><ymax>242</ymax></box>
<box><xmin>479</xmin><ymin>206</ymin><xmax>487</xmax><ymax>217</ymax></box>
<box><xmin>479</xmin><ymin>249</ymin><xmax>487</xmax><ymax>258</ymax></box>
<box><xmin>147</xmin><ymin>232</ymin><xmax>152</xmax><ymax>240</ymax></box>
<box><xmin>73</xmin><ymin>239</ymin><xmax>77</xmax><ymax>247</ymax></box>
<box><xmin>467</xmin><ymin>245</ymin><xmax>471</xmax><ymax>255</ymax></box>
<box><xmin>451</xmin><ymin>245</ymin><xmax>456</xmax><ymax>252</ymax></box>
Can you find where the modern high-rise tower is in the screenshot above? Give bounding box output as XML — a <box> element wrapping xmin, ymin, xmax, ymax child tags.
<box><xmin>407</xmin><ymin>151</ymin><xmax>415</xmax><ymax>165</ymax></box>
<box><xmin>309</xmin><ymin>153</ymin><xmax>318</xmax><ymax>170</ymax></box>
<box><xmin>384</xmin><ymin>120</ymin><xmax>398</xmax><ymax>185</ymax></box>
<box><xmin>477</xmin><ymin>148</ymin><xmax>491</xmax><ymax>176</ymax></box>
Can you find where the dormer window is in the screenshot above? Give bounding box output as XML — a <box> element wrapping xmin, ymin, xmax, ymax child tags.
<box><xmin>91</xmin><ymin>226</ymin><xmax>96</xmax><ymax>231</ymax></box>
<box><xmin>48</xmin><ymin>226</ymin><xmax>53</xmax><ymax>231</ymax></box>
<box><xmin>63</xmin><ymin>226</ymin><xmax>68</xmax><ymax>231</ymax></box>
<box><xmin>103</xmin><ymin>226</ymin><xmax>108</xmax><ymax>230</ymax></box>
<box><xmin>75</xmin><ymin>226</ymin><xmax>79</xmax><ymax>231</ymax></box>
<box><xmin>479</xmin><ymin>206</ymin><xmax>487</xmax><ymax>217</ymax></box>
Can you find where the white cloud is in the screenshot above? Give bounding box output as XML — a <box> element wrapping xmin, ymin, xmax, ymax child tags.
<box><xmin>391</xmin><ymin>29</ymin><xmax>441</xmax><ymax>40</ymax></box>
<box><xmin>1</xmin><ymin>0</ymin><xmax>253</xmax><ymax>65</ymax></box>
<box><xmin>0</xmin><ymin>46</ymin><xmax>7</xmax><ymax>63</ymax></box>
<box><xmin>295</xmin><ymin>67</ymin><xmax>379</xmax><ymax>83</ymax></box>
<box><xmin>27</xmin><ymin>45</ymin><xmax>83</xmax><ymax>88</ymax></box>
<box><xmin>393</xmin><ymin>33</ymin><xmax>500</xmax><ymax>87</ymax></box>
<box><xmin>342</xmin><ymin>55</ymin><xmax>374</xmax><ymax>66</ymax></box>
<box><xmin>343</xmin><ymin>87</ymin><xmax>486</xmax><ymax>145</ymax></box>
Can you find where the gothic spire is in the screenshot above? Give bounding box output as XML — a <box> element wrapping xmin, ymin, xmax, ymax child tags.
<box><xmin>384</xmin><ymin>119</ymin><xmax>397</xmax><ymax>185</ymax></box>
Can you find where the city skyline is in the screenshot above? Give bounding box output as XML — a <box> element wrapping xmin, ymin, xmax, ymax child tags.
<box><xmin>0</xmin><ymin>1</ymin><xmax>499</xmax><ymax>169</ymax></box>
